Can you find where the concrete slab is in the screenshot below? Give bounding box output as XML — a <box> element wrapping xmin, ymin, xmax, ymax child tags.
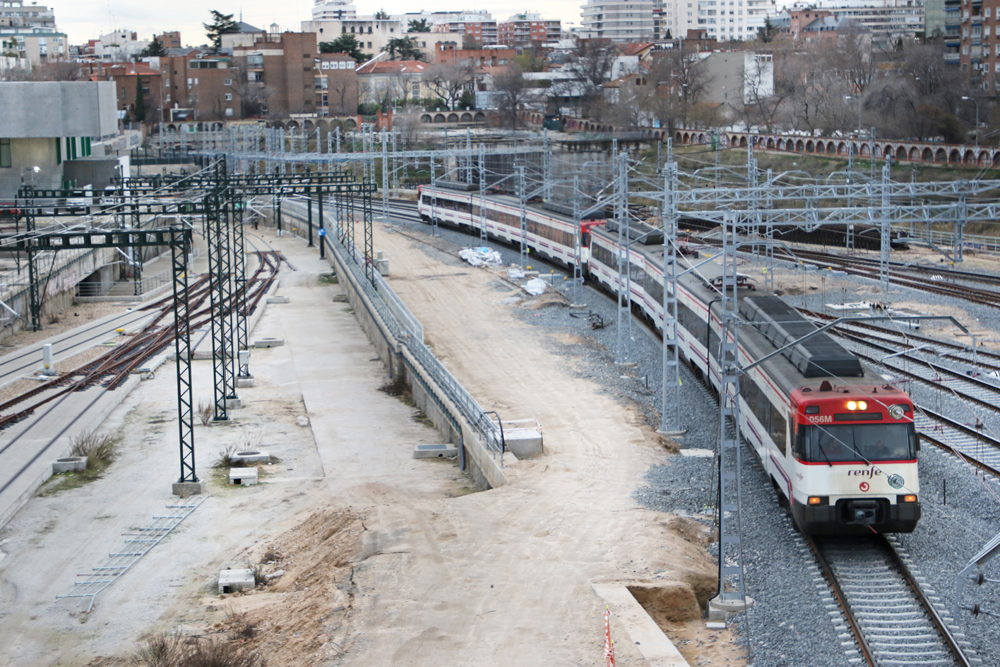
<box><xmin>413</xmin><ymin>444</ymin><xmax>458</xmax><ymax>459</ymax></box>
<box><xmin>236</xmin><ymin>377</ymin><xmax>255</xmax><ymax>388</ymax></box>
<box><xmin>52</xmin><ymin>457</ymin><xmax>87</xmax><ymax>473</ymax></box>
<box><xmin>172</xmin><ymin>481</ymin><xmax>204</xmax><ymax>497</ymax></box>
<box><xmin>219</xmin><ymin>568</ymin><xmax>255</xmax><ymax>594</ymax></box>
<box><xmin>592</xmin><ymin>583</ymin><xmax>691</xmax><ymax>667</ymax></box>
<box><xmin>229</xmin><ymin>467</ymin><xmax>258</xmax><ymax>486</ymax></box>
<box><xmin>254</xmin><ymin>338</ymin><xmax>285</xmax><ymax>348</ymax></box>
<box><xmin>266</xmin><ymin>296</ymin><xmax>290</xmax><ymax>304</ymax></box>
<box><xmin>233</xmin><ymin>451</ymin><xmax>269</xmax><ymax>464</ymax></box>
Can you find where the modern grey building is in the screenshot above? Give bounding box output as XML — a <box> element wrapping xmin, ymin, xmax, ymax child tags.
<box><xmin>0</xmin><ymin>81</ymin><xmax>119</xmax><ymax>198</ymax></box>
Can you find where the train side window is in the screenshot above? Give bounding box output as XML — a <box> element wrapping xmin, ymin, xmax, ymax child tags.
<box><xmin>770</xmin><ymin>407</ymin><xmax>787</xmax><ymax>454</ymax></box>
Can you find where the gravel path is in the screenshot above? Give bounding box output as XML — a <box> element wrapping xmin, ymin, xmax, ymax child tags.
<box><xmin>405</xmin><ymin>216</ymin><xmax>1000</xmax><ymax>667</ymax></box>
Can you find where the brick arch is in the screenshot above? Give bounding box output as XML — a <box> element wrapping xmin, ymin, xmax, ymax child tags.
<box><xmin>794</xmin><ymin>139</ymin><xmax>804</xmax><ymax>151</ymax></box>
<box><xmin>461</xmin><ymin>112</ymin><xmax>472</xmax><ymax>122</ymax></box>
<box><xmin>805</xmin><ymin>140</ymin><xmax>815</xmax><ymax>152</ymax></box>
<box><xmin>420</xmin><ymin>114</ymin><xmax>432</xmax><ymax>123</ymax></box>
<box><xmin>994</xmin><ymin>152</ymin><xmax>1000</xmax><ymax>167</ymax></box>
<box><xmin>962</xmin><ymin>149</ymin><xmax>975</xmax><ymax>164</ymax></box>
<box><xmin>860</xmin><ymin>144</ymin><xmax>870</xmax><ymax>157</ymax></box>
<box><xmin>910</xmin><ymin>147</ymin><xmax>921</xmax><ymax>161</ymax></box>
<box><xmin>433</xmin><ymin>113</ymin><xmax>446</xmax><ymax>123</ymax></box>
<box><xmin>303</xmin><ymin>120</ymin><xmax>315</xmax><ymax>131</ymax></box>
<box><xmin>923</xmin><ymin>147</ymin><xmax>934</xmax><ymax>161</ymax></box>
<box><xmin>978</xmin><ymin>151</ymin><xmax>989</xmax><ymax>165</ymax></box>
<box><xmin>738</xmin><ymin>135</ymin><xmax>748</xmax><ymax>147</ymax></box>
<box><xmin>287</xmin><ymin>121</ymin><xmax>300</xmax><ymax>131</ymax></box>
<box><xmin>935</xmin><ymin>148</ymin><xmax>947</xmax><ymax>162</ymax></box>
<box><xmin>344</xmin><ymin>118</ymin><xmax>357</xmax><ymax>128</ymax></box>
<box><xmin>949</xmin><ymin>148</ymin><xmax>961</xmax><ymax>163</ymax></box>
<box><xmin>826</xmin><ymin>141</ymin><xmax>835</xmax><ymax>153</ymax></box>
<box><xmin>474</xmin><ymin>112</ymin><xmax>485</xmax><ymax>122</ymax></box>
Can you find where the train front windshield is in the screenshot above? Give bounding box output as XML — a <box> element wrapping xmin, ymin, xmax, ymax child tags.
<box><xmin>798</xmin><ymin>423</ymin><xmax>917</xmax><ymax>463</ymax></box>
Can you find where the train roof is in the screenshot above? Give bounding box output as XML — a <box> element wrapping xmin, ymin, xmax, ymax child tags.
<box><xmin>680</xmin><ymin>260</ymin><xmax>880</xmax><ymax>397</ymax></box>
<box><xmin>422</xmin><ymin>185</ymin><xmax>607</xmax><ymax>224</ymax></box>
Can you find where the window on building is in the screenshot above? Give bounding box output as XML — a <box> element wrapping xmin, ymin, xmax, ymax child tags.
<box><xmin>225</xmin><ymin>108</ymin><xmax>234</xmax><ymax>116</ymax></box>
<box><xmin>0</xmin><ymin>139</ymin><xmax>10</xmax><ymax>168</ymax></box>
<box><xmin>225</xmin><ymin>78</ymin><xmax>233</xmax><ymax>85</ymax></box>
<box><xmin>225</xmin><ymin>93</ymin><xmax>232</xmax><ymax>100</ymax></box>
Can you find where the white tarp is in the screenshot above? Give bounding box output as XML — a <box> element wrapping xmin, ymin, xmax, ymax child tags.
<box><xmin>459</xmin><ymin>247</ymin><xmax>503</xmax><ymax>267</ymax></box>
<box><xmin>523</xmin><ymin>278</ymin><xmax>547</xmax><ymax>295</ymax></box>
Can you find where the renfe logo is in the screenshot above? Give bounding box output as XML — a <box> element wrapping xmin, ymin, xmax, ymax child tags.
<box><xmin>806</xmin><ymin>415</ymin><xmax>833</xmax><ymax>423</ymax></box>
<box><xmin>848</xmin><ymin>468</ymin><xmax>882</xmax><ymax>479</ymax></box>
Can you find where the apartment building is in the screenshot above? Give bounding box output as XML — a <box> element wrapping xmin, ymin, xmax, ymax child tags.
<box><xmin>580</xmin><ymin>0</ymin><xmax>656</xmax><ymax>41</ymax></box>
<box><xmin>0</xmin><ymin>0</ymin><xmax>55</xmax><ymax>29</ymax></box>
<box><xmin>665</xmin><ymin>0</ymin><xmax>775</xmax><ymax>42</ymax></box>
<box><xmin>156</xmin><ymin>32</ymin><xmax>182</xmax><ymax>49</ymax></box>
<box><xmin>432</xmin><ymin>13</ymin><xmax>499</xmax><ymax>45</ymax></box>
<box><xmin>0</xmin><ymin>28</ymin><xmax>64</xmax><ymax>64</ymax></box>
<box><xmin>497</xmin><ymin>13</ymin><xmax>561</xmax><ymax>47</ymax></box>
<box><xmin>796</xmin><ymin>0</ymin><xmax>924</xmax><ymax>45</ymax></box>
<box><xmin>948</xmin><ymin>0</ymin><xmax>1000</xmax><ymax>84</ymax></box>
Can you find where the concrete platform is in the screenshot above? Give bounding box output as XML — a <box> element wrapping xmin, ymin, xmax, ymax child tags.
<box><xmin>254</xmin><ymin>338</ymin><xmax>285</xmax><ymax>348</ymax></box>
<box><xmin>229</xmin><ymin>467</ymin><xmax>258</xmax><ymax>486</ymax></box>
<box><xmin>233</xmin><ymin>451</ymin><xmax>269</xmax><ymax>464</ymax></box>
<box><xmin>413</xmin><ymin>443</ymin><xmax>458</xmax><ymax>459</ymax></box>
<box><xmin>592</xmin><ymin>583</ymin><xmax>691</xmax><ymax>667</ymax></box>
<box><xmin>219</xmin><ymin>568</ymin><xmax>255</xmax><ymax>594</ymax></box>
<box><xmin>52</xmin><ymin>457</ymin><xmax>87</xmax><ymax>473</ymax></box>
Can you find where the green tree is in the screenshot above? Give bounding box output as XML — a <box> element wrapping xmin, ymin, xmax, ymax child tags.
<box><xmin>136</xmin><ymin>36</ymin><xmax>167</xmax><ymax>59</ymax></box>
<box><xmin>665</xmin><ymin>29</ymin><xmax>672</xmax><ymax>39</ymax></box>
<box><xmin>407</xmin><ymin>18</ymin><xmax>430</xmax><ymax>33</ymax></box>
<box><xmin>133</xmin><ymin>76</ymin><xmax>147</xmax><ymax>122</ymax></box>
<box><xmin>386</xmin><ymin>36</ymin><xmax>423</xmax><ymax>61</ymax></box>
<box><xmin>374</xmin><ymin>8</ymin><xmax>390</xmax><ymax>19</ymax></box>
<box><xmin>204</xmin><ymin>10</ymin><xmax>239</xmax><ymax>51</ymax></box>
<box><xmin>319</xmin><ymin>34</ymin><xmax>367</xmax><ymax>62</ymax></box>
<box><xmin>757</xmin><ymin>16</ymin><xmax>777</xmax><ymax>44</ymax></box>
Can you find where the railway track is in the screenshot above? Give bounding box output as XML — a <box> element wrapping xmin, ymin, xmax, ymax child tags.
<box><xmin>808</xmin><ymin>533</ymin><xmax>977</xmax><ymax>667</ymax></box>
<box><xmin>0</xmin><ymin>251</ymin><xmax>280</xmax><ymax>515</ymax></box>
<box><xmin>769</xmin><ymin>247</ymin><xmax>1000</xmax><ymax>309</ymax></box>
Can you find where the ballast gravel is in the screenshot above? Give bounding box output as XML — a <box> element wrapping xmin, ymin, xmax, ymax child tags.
<box><xmin>406</xmin><ymin>219</ymin><xmax>1000</xmax><ymax>667</ymax></box>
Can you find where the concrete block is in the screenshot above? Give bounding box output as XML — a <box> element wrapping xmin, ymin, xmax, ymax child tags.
<box><xmin>172</xmin><ymin>481</ymin><xmax>204</xmax><ymax>497</ymax></box>
<box><xmin>413</xmin><ymin>443</ymin><xmax>458</xmax><ymax>459</ymax></box>
<box><xmin>254</xmin><ymin>338</ymin><xmax>284</xmax><ymax>348</ymax></box>
<box><xmin>233</xmin><ymin>450</ymin><xmax>269</xmax><ymax>464</ymax></box>
<box><xmin>266</xmin><ymin>296</ymin><xmax>290</xmax><ymax>304</ymax></box>
<box><xmin>219</xmin><ymin>568</ymin><xmax>255</xmax><ymax>594</ymax></box>
<box><xmin>229</xmin><ymin>467</ymin><xmax>258</xmax><ymax>486</ymax></box>
<box><xmin>496</xmin><ymin>419</ymin><xmax>543</xmax><ymax>458</ymax></box>
<box><xmin>225</xmin><ymin>397</ymin><xmax>243</xmax><ymax>409</ymax></box>
<box><xmin>52</xmin><ymin>457</ymin><xmax>87</xmax><ymax>473</ymax></box>
<box><xmin>707</xmin><ymin>595</ymin><xmax>755</xmax><ymax>621</ymax></box>
<box><xmin>236</xmin><ymin>377</ymin><xmax>255</xmax><ymax>388</ymax></box>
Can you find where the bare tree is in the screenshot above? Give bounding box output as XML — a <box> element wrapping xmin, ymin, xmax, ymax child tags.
<box><xmin>229</xmin><ymin>63</ymin><xmax>275</xmax><ymax>118</ymax></box>
<box><xmin>329</xmin><ymin>75</ymin><xmax>356</xmax><ymax>115</ymax></box>
<box><xmin>493</xmin><ymin>64</ymin><xmax>531</xmax><ymax>129</ymax></box>
<box><xmin>824</xmin><ymin>25</ymin><xmax>879</xmax><ymax>96</ymax></box>
<box><xmin>559</xmin><ymin>39</ymin><xmax>616</xmax><ymax>117</ymax></box>
<box><xmin>425</xmin><ymin>61</ymin><xmax>474</xmax><ymax>110</ymax></box>
<box><xmin>642</xmin><ymin>47</ymin><xmax>710</xmax><ymax>134</ymax></box>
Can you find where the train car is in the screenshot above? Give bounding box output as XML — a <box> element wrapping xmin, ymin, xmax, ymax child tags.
<box><xmin>416</xmin><ymin>184</ymin><xmax>606</xmax><ymax>268</ymax></box>
<box><xmin>589</xmin><ymin>225</ymin><xmax>920</xmax><ymax>535</ymax></box>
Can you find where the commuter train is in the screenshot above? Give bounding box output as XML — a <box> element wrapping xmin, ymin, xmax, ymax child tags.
<box><xmin>418</xmin><ymin>184</ymin><xmax>921</xmax><ymax>535</ymax></box>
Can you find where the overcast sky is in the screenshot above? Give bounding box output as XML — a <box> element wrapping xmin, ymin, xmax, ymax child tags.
<box><xmin>51</xmin><ymin>1</ymin><xmax>585</xmax><ymax>46</ymax></box>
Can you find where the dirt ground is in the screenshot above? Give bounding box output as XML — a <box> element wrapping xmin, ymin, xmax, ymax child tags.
<box><xmin>0</xmin><ymin>222</ymin><xmax>747</xmax><ymax>667</ymax></box>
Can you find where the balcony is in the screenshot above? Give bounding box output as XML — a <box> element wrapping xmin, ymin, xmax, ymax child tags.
<box><xmin>944</xmin><ymin>52</ymin><xmax>961</xmax><ymax>62</ymax></box>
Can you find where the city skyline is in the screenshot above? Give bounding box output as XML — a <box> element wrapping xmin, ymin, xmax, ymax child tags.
<box><xmin>50</xmin><ymin>0</ymin><xmax>583</xmax><ymax>47</ymax></box>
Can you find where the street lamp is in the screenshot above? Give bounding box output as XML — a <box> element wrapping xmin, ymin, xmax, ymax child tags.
<box><xmin>961</xmin><ymin>96</ymin><xmax>980</xmax><ymax>147</ymax></box>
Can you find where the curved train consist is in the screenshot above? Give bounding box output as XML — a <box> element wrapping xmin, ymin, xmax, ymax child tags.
<box><xmin>417</xmin><ymin>185</ymin><xmax>921</xmax><ymax>535</ymax></box>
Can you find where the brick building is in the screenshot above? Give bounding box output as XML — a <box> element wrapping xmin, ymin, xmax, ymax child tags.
<box><xmin>84</xmin><ymin>61</ymin><xmax>165</xmax><ymax>122</ymax></box>
<box><xmin>315</xmin><ymin>52</ymin><xmax>358</xmax><ymax>115</ymax></box>
<box><xmin>497</xmin><ymin>13</ymin><xmax>561</xmax><ymax>47</ymax></box>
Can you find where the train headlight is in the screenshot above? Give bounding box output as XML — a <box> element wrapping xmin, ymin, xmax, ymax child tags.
<box><xmin>847</xmin><ymin>401</ymin><xmax>867</xmax><ymax>411</ymax></box>
<box><xmin>888</xmin><ymin>404</ymin><xmax>906</xmax><ymax>420</ymax></box>
<box><xmin>902</xmin><ymin>495</ymin><xmax>917</xmax><ymax>503</ymax></box>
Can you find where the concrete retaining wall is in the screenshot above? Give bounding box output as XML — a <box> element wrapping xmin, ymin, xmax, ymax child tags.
<box><xmin>265</xmin><ymin>208</ymin><xmax>506</xmax><ymax>490</ymax></box>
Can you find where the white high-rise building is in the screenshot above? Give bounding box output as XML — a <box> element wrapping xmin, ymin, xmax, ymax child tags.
<box><xmin>665</xmin><ymin>0</ymin><xmax>775</xmax><ymax>41</ymax></box>
<box><xmin>312</xmin><ymin>0</ymin><xmax>357</xmax><ymax>20</ymax></box>
<box><xmin>580</xmin><ymin>0</ymin><xmax>656</xmax><ymax>41</ymax></box>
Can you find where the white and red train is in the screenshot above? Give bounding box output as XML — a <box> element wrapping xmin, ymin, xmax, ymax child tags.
<box><xmin>418</xmin><ymin>185</ymin><xmax>921</xmax><ymax>535</ymax></box>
